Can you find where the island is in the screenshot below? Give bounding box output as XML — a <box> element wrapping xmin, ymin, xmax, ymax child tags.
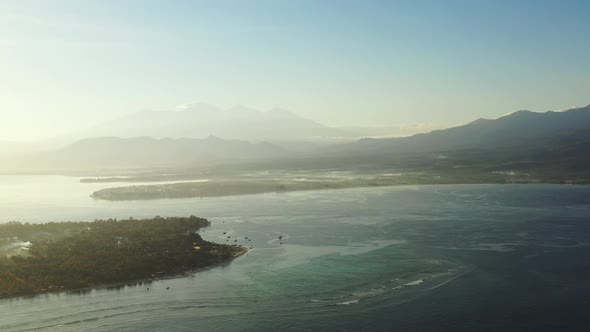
<box><xmin>0</xmin><ymin>216</ymin><xmax>246</xmax><ymax>299</ymax></box>
<box><xmin>88</xmin><ymin>167</ymin><xmax>586</xmax><ymax>201</ymax></box>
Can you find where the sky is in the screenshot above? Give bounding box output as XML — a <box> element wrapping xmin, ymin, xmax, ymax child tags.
<box><xmin>1</xmin><ymin>0</ymin><xmax>589</xmax><ymax>141</ymax></box>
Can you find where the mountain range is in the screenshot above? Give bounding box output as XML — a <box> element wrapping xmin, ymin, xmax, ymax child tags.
<box><xmin>84</xmin><ymin>102</ymin><xmax>350</xmax><ymax>142</ymax></box>
<box><xmin>342</xmin><ymin>105</ymin><xmax>590</xmax><ymax>154</ymax></box>
<box><xmin>236</xmin><ymin>105</ymin><xmax>590</xmax><ymax>177</ymax></box>
<box><xmin>309</xmin><ymin>105</ymin><xmax>590</xmax><ymax>177</ymax></box>
<box><xmin>0</xmin><ymin>103</ymin><xmax>438</xmax><ymax>157</ymax></box>
<box><xmin>0</xmin><ymin>136</ymin><xmax>286</xmax><ymax>172</ymax></box>
<box><xmin>1</xmin><ymin>104</ymin><xmax>589</xmax><ymax>178</ymax></box>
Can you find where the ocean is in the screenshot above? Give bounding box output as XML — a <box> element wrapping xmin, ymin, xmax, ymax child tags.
<box><xmin>1</xmin><ymin>176</ymin><xmax>590</xmax><ymax>331</ymax></box>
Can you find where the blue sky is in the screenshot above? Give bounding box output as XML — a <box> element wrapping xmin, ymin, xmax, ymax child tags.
<box><xmin>1</xmin><ymin>0</ymin><xmax>589</xmax><ymax>140</ymax></box>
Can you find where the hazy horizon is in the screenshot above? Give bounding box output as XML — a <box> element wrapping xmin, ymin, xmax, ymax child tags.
<box><xmin>1</xmin><ymin>101</ymin><xmax>449</xmax><ymax>143</ymax></box>
<box><xmin>2</xmin><ymin>100</ymin><xmax>588</xmax><ymax>143</ymax></box>
<box><xmin>2</xmin><ymin>0</ymin><xmax>590</xmax><ymax>141</ymax></box>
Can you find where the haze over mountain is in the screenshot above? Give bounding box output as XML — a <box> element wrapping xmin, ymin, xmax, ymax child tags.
<box><xmin>1</xmin><ymin>104</ymin><xmax>589</xmax><ymax>178</ymax></box>
<box><xmin>281</xmin><ymin>105</ymin><xmax>589</xmax><ymax>178</ymax></box>
<box><xmin>341</xmin><ymin>105</ymin><xmax>590</xmax><ymax>155</ymax></box>
<box><xmin>0</xmin><ymin>136</ymin><xmax>286</xmax><ymax>172</ymax></box>
<box><xmin>237</xmin><ymin>105</ymin><xmax>590</xmax><ymax>177</ymax></box>
<box><xmin>0</xmin><ymin>102</ymin><xmax>445</xmax><ymax>158</ymax></box>
<box><xmin>0</xmin><ymin>137</ymin><xmax>82</xmax><ymax>158</ymax></box>
<box><xmin>84</xmin><ymin>103</ymin><xmax>351</xmax><ymax>143</ymax></box>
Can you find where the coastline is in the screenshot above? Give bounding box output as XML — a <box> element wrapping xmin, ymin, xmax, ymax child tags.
<box><xmin>0</xmin><ymin>246</ymin><xmax>249</xmax><ymax>301</ymax></box>
<box><xmin>0</xmin><ymin>216</ymin><xmax>249</xmax><ymax>301</ymax></box>
<box><xmin>90</xmin><ymin>179</ymin><xmax>590</xmax><ymax>201</ymax></box>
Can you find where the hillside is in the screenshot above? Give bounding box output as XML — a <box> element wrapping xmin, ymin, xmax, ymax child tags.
<box><xmin>228</xmin><ymin>105</ymin><xmax>590</xmax><ymax>181</ymax></box>
<box><xmin>86</xmin><ymin>103</ymin><xmax>350</xmax><ymax>142</ymax></box>
<box><xmin>1</xmin><ymin>136</ymin><xmax>287</xmax><ymax>172</ymax></box>
<box><xmin>341</xmin><ymin>105</ymin><xmax>590</xmax><ymax>155</ymax></box>
<box><xmin>2</xmin><ymin>105</ymin><xmax>589</xmax><ymax>178</ymax></box>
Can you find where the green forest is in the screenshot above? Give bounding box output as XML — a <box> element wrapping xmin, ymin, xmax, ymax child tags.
<box><xmin>0</xmin><ymin>216</ymin><xmax>245</xmax><ymax>299</ymax></box>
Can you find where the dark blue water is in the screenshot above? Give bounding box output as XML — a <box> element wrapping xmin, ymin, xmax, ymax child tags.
<box><xmin>1</xmin><ymin>179</ymin><xmax>590</xmax><ymax>331</ymax></box>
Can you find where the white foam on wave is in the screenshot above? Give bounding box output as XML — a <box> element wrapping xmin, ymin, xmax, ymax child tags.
<box><xmin>351</xmin><ymin>287</ymin><xmax>387</xmax><ymax>298</ymax></box>
<box><xmin>404</xmin><ymin>279</ymin><xmax>424</xmax><ymax>286</ymax></box>
<box><xmin>339</xmin><ymin>239</ymin><xmax>406</xmax><ymax>256</ymax></box>
<box><xmin>336</xmin><ymin>299</ymin><xmax>359</xmax><ymax>305</ymax></box>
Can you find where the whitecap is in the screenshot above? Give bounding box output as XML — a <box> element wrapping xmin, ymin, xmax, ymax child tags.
<box><xmin>404</xmin><ymin>279</ymin><xmax>424</xmax><ymax>286</ymax></box>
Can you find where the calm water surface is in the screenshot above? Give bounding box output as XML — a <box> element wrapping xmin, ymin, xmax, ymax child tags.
<box><xmin>1</xmin><ymin>176</ymin><xmax>590</xmax><ymax>331</ymax></box>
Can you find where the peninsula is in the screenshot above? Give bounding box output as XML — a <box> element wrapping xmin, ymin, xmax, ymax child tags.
<box><xmin>89</xmin><ymin>169</ymin><xmax>587</xmax><ymax>201</ymax></box>
<box><xmin>0</xmin><ymin>216</ymin><xmax>246</xmax><ymax>299</ymax></box>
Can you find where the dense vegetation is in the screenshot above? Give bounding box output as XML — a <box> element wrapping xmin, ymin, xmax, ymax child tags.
<box><xmin>0</xmin><ymin>216</ymin><xmax>245</xmax><ymax>299</ymax></box>
<box><xmin>90</xmin><ymin>177</ymin><xmax>421</xmax><ymax>200</ymax></box>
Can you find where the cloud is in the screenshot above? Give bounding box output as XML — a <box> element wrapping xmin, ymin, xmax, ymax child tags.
<box><xmin>175</xmin><ymin>101</ymin><xmax>203</xmax><ymax>110</ymax></box>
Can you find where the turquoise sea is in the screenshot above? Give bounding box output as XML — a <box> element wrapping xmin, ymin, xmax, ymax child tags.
<box><xmin>1</xmin><ymin>176</ymin><xmax>590</xmax><ymax>331</ymax></box>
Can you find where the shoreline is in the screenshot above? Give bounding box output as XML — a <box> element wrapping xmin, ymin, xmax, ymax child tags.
<box><xmin>0</xmin><ymin>246</ymin><xmax>249</xmax><ymax>301</ymax></box>
<box><xmin>90</xmin><ymin>180</ymin><xmax>589</xmax><ymax>202</ymax></box>
<box><xmin>0</xmin><ymin>216</ymin><xmax>249</xmax><ymax>301</ymax></box>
